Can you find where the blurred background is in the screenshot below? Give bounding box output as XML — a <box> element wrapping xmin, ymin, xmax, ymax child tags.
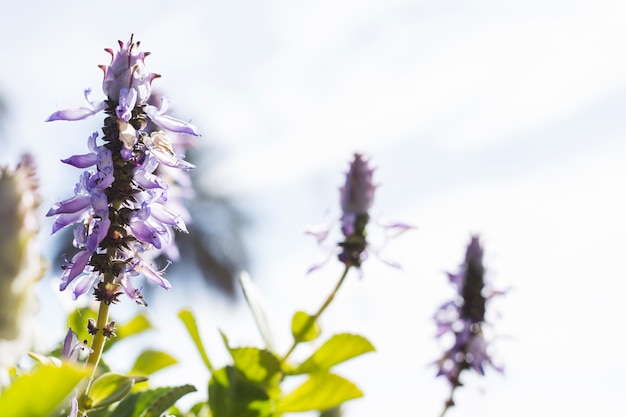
<box><xmin>1</xmin><ymin>1</ymin><xmax>626</xmax><ymax>416</ymax></box>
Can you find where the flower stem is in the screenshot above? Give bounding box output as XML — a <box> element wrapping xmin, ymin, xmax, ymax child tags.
<box><xmin>83</xmin><ymin>272</ymin><xmax>113</xmax><ymax>398</ymax></box>
<box><xmin>280</xmin><ymin>264</ymin><xmax>351</xmax><ymax>365</ymax></box>
<box><xmin>86</xmin><ymin>298</ymin><xmax>110</xmax><ymax>368</ymax></box>
<box><xmin>439</xmin><ymin>390</ymin><xmax>455</xmax><ymax>417</ymax></box>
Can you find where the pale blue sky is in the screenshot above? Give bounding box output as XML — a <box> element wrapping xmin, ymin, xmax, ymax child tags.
<box><xmin>1</xmin><ymin>1</ymin><xmax>626</xmax><ymax>416</ymax></box>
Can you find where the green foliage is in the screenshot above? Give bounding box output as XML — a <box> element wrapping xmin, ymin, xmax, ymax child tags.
<box><xmin>288</xmin><ymin>333</ymin><xmax>375</xmax><ymax>375</ymax></box>
<box><xmin>220</xmin><ymin>332</ymin><xmax>281</xmax><ymax>390</ymax></box>
<box><xmin>0</xmin><ymin>363</ymin><xmax>89</xmax><ymax>417</ymax></box>
<box><xmin>84</xmin><ymin>372</ymin><xmax>136</xmax><ymax>409</ymax></box>
<box><xmin>275</xmin><ymin>372</ymin><xmax>363</xmax><ymax>413</ymax></box>
<box><xmin>291</xmin><ymin>311</ymin><xmax>321</xmax><ymax>342</ymax></box>
<box><xmin>130</xmin><ymin>349</ymin><xmax>178</xmax><ymax>377</ymax></box>
<box><xmin>94</xmin><ymin>385</ymin><xmax>197</xmax><ymax>417</ymax></box>
<box><xmin>178</xmin><ymin>309</ymin><xmax>214</xmax><ymax>372</ymax></box>
<box><xmin>179</xmin><ymin>303</ymin><xmax>374</xmax><ymax>417</ymax></box>
<box><xmin>239</xmin><ymin>272</ymin><xmax>275</xmax><ymax>351</ymax></box>
<box><xmin>208</xmin><ymin>366</ymin><xmax>271</xmax><ymax>417</ymax></box>
<box><xmin>66</xmin><ymin>308</ymin><xmax>153</xmax><ymax>353</ymax></box>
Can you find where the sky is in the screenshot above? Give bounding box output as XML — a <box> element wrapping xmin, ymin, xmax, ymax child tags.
<box><xmin>1</xmin><ymin>1</ymin><xmax>626</xmax><ymax>416</ymax></box>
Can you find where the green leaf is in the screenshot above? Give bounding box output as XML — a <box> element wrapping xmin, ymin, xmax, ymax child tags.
<box><xmin>115</xmin><ymin>313</ymin><xmax>153</xmax><ymax>340</ymax></box>
<box><xmin>0</xmin><ymin>363</ymin><xmax>89</xmax><ymax>417</ymax></box>
<box><xmin>139</xmin><ymin>385</ymin><xmax>197</xmax><ymax>417</ymax></box>
<box><xmin>291</xmin><ymin>311</ymin><xmax>320</xmax><ymax>342</ymax></box>
<box><xmin>68</xmin><ymin>306</ymin><xmax>98</xmax><ymax>343</ymax></box>
<box><xmin>289</xmin><ymin>333</ymin><xmax>375</xmax><ymax>375</ymax></box>
<box><xmin>108</xmin><ymin>385</ymin><xmax>196</xmax><ymax>417</ymax></box>
<box><xmin>230</xmin><ymin>348</ymin><xmax>281</xmax><ymax>388</ymax></box>
<box><xmin>66</xmin><ymin>308</ymin><xmax>152</xmax><ymax>353</ymax></box>
<box><xmin>220</xmin><ymin>332</ymin><xmax>281</xmax><ymax>390</ymax></box>
<box><xmin>209</xmin><ymin>366</ymin><xmax>271</xmax><ymax>417</ymax></box>
<box><xmin>274</xmin><ymin>372</ymin><xmax>363</xmax><ymax>413</ymax></box>
<box><xmin>85</xmin><ymin>372</ymin><xmax>134</xmax><ymax>409</ymax></box>
<box><xmin>239</xmin><ymin>271</ymin><xmax>275</xmax><ymax>351</ymax></box>
<box><xmin>178</xmin><ymin>309</ymin><xmax>213</xmax><ymax>372</ymax></box>
<box><xmin>130</xmin><ymin>349</ymin><xmax>178</xmax><ymax>376</ymax></box>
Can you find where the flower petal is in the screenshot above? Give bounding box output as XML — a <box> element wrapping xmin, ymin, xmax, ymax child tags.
<box><xmin>46</xmin><ymin>101</ymin><xmax>106</xmax><ymax>122</ymax></box>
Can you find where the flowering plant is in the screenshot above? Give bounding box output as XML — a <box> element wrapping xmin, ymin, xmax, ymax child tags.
<box><xmin>0</xmin><ymin>36</ymin><xmax>505</xmax><ymax>417</ymax></box>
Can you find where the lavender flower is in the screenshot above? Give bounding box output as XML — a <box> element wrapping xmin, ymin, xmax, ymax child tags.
<box><xmin>337</xmin><ymin>153</ymin><xmax>376</xmax><ymax>267</ymax></box>
<box><xmin>46</xmin><ymin>35</ymin><xmax>199</xmax><ymax>305</ymax></box>
<box><xmin>308</xmin><ymin>153</ymin><xmax>411</xmax><ymax>271</ymax></box>
<box><xmin>434</xmin><ymin>236</ymin><xmax>504</xmax><ymax>413</ymax></box>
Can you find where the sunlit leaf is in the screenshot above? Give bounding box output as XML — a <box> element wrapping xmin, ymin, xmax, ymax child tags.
<box><xmin>108</xmin><ymin>385</ymin><xmax>196</xmax><ymax>417</ymax></box>
<box><xmin>239</xmin><ymin>271</ymin><xmax>275</xmax><ymax>351</ymax></box>
<box><xmin>115</xmin><ymin>313</ymin><xmax>153</xmax><ymax>340</ymax></box>
<box><xmin>0</xmin><ymin>363</ymin><xmax>89</xmax><ymax>417</ymax></box>
<box><xmin>130</xmin><ymin>349</ymin><xmax>178</xmax><ymax>376</ymax></box>
<box><xmin>178</xmin><ymin>309</ymin><xmax>213</xmax><ymax>372</ymax></box>
<box><xmin>291</xmin><ymin>311</ymin><xmax>320</xmax><ymax>342</ymax></box>
<box><xmin>68</xmin><ymin>306</ymin><xmax>98</xmax><ymax>343</ymax></box>
<box><xmin>274</xmin><ymin>372</ymin><xmax>362</xmax><ymax>413</ymax></box>
<box><xmin>85</xmin><ymin>372</ymin><xmax>134</xmax><ymax>409</ymax></box>
<box><xmin>209</xmin><ymin>366</ymin><xmax>271</xmax><ymax>417</ymax></box>
<box><xmin>220</xmin><ymin>332</ymin><xmax>281</xmax><ymax>390</ymax></box>
<box><xmin>289</xmin><ymin>333</ymin><xmax>375</xmax><ymax>375</ymax></box>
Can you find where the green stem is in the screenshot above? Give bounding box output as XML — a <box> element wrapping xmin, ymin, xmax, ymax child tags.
<box><xmin>83</xmin><ymin>269</ymin><xmax>115</xmax><ymax>399</ymax></box>
<box><xmin>281</xmin><ymin>264</ymin><xmax>351</xmax><ymax>364</ymax></box>
<box><xmin>86</xmin><ymin>298</ymin><xmax>110</xmax><ymax>369</ymax></box>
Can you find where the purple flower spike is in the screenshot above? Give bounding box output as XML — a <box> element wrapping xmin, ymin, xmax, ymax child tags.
<box><xmin>337</xmin><ymin>153</ymin><xmax>376</xmax><ymax>268</ymax></box>
<box><xmin>434</xmin><ymin>236</ymin><xmax>505</xmax><ymax>412</ymax></box>
<box><xmin>307</xmin><ymin>153</ymin><xmax>412</xmax><ymax>272</ymax></box>
<box><xmin>340</xmin><ymin>153</ymin><xmax>376</xmax><ymax>216</ymax></box>
<box><xmin>47</xmin><ymin>36</ymin><xmax>198</xmax><ymax>304</ymax></box>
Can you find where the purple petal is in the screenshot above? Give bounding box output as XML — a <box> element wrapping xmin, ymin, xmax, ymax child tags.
<box><xmin>72</xmin><ymin>273</ymin><xmax>98</xmax><ymax>300</ymax></box>
<box><xmin>60</xmin><ymin>250</ymin><xmax>92</xmax><ymax>290</ymax></box>
<box><xmin>140</xmin><ymin>261</ymin><xmax>172</xmax><ymax>290</ymax></box>
<box><xmin>46</xmin><ymin>101</ymin><xmax>106</xmax><ymax>122</ymax></box>
<box><xmin>51</xmin><ymin>211</ymin><xmax>87</xmax><ymax>234</ymax></box>
<box><xmin>149</xmin><ymin>203</ymin><xmax>188</xmax><ymax>232</ymax></box>
<box><xmin>62</xmin><ymin>153</ymin><xmax>98</xmax><ymax>168</ymax></box>
<box><xmin>68</xmin><ymin>398</ymin><xmax>79</xmax><ymax>417</ymax></box>
<box><xmin>129</xmin><ymin>220</ymin><xmax>163</xmax><ymax>248</ymax></box>
<box><xmin>134</xmin><ymin>168</ymin><xmax>167</xmax><ymax>189</ymax></box>
<box><xmin>47</xmin><ymin>195</ymin><xmax>91</xmax><ymax>216</ymax></box>
<box><xmin>116</xmin><ymin>88</ymin><xmax>137</xmax><ymax>122</ymax></box>
<box><xmin>144</xmin><ymin>104</ymin><xmax>200</xmax><ymax>136</ymax></box>
<box><xmin>62</xmin><ymin>328</ymin><xmax>77</xmax><ymax>359</ymax></box>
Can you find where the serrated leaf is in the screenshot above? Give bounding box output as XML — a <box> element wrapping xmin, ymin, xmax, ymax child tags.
<box><xmin>0</xmin><ymin>363</ymin><xmax>89</xmax><ymax>417</ymax></box>
<box><xmin>289</xmin><ymin>333</ymin><xmax>375</xmax><ymax>375</ymax></box>
<box><xmin>108</xmin><ymin>385</ymin><xmax>196</xmax><ymax>417</ymax></box>
<box><xmin>140</xmin><ymin>385</ymin><xmax>197</xmax><ymax>417</ymax></box>
<box><xmin>291</xmin><ymin>311</ymin><xmax>320</xmax><ymax>342</ymax></box>
<box><xmin>231</xmin><ymin>348</ymin><xmax>281</xmax><ymax>388</ymax></box>
<box><xmin>220</xmin><ymin>332</ymin><xmax>281</xmax><ymax>389</ymax></box>
<box><xmin>178</xmin><ymin>309</ymin><xmax>213</xmax><ymax>372</ymax></box>
<box><xmin>130</xmin><ymin>349</ymin><xmax>178</xmax><ymax>377</ymax></box>
<box><xmin>274</xmin><ymin>372</ymin><xmax>363</xmax><ymax>413</ymax></box>
<box><xmin>209</xmin><ymin>366</ymin><xmax>271</xmax><ymax>417</ymax></box>
<box><xmin>85</xmin><ymin>372</ymin><xmax>134</xmax><ymax>409</ymax></box>
<box><xmin>239</xmin><ymin>271</ymin><xmax>275</xmax><ymax>351</ymax></box>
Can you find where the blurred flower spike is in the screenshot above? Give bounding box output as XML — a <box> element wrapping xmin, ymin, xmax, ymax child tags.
<box><xmin>434</xmin><ymin>236</ymin><xmax>505</xmax><ymax>409</ymax></box>
<box><xmin>0</xmin><ymin>154</ymin><xmax>46</xmax><ymax>368</ymax></box>
<box><xmin>46</xmin><ymin>35</ymin><xmax>199</xmax><ymax>305</ymax></box>
<box><xmin>308</xmin><ymin>153</ymin><xmax>412</xmax><ymax>271</ymax></box>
